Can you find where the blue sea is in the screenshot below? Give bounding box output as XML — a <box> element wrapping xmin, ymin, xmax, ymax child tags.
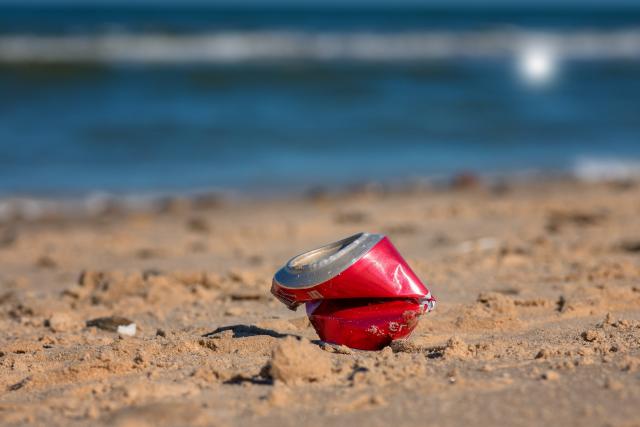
<box><xmin>1</xmin><ymin>5</ymin><xmax>639</xmax><ymax>196</ymax></box>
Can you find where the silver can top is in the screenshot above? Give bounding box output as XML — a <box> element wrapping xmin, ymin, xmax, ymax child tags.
<box><xmin>273</xmin><ymin>232</ymin><xmax>383</xmax><ymax>289</ymax></box>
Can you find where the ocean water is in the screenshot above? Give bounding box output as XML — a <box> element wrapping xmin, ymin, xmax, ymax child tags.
<box><xmin>1</xmin><ymin>5</ymin><xmax>639</xmax><ymax>196</ymax></box>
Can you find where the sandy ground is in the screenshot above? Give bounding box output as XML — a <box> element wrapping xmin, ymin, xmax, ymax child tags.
<box><xmin>1</xmin><ymin>180</ymin><xmax>640</xmax><ymax>427</ymax></box>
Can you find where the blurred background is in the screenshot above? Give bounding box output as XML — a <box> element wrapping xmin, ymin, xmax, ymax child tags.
<box><xmin>1</xmin><ymin>0</ymin><xmax>639</xmax><ymax>197</ymax></box>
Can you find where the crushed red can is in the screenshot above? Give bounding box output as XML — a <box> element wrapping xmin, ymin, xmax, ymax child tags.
<box><xmin>271</xmin><ymin>232</ymin><xmax>436</xmax><ymax>350</ymax></box>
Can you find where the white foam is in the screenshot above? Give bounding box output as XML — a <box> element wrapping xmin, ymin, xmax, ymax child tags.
<box><xmin>573</xmin><ymin>157</ymin><xmax>640</xmax><ymax>182</ymax></box>
<box><xmin>0</xmin><ymin>29</ymin><xmax>639</xmax><ymax>64</ymax></box>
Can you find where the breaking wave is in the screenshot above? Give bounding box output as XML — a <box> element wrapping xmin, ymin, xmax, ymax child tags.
<box><xmin>572</xmin><ymin>157</ymin><xmax>640</xmax><ymax>182</ymax></box>
<box><xmin>1</xmin><ymin>29</ymin><xmax>640</xmax><ymax>64</ymax></box>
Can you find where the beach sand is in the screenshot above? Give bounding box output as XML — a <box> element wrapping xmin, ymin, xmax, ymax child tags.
<box><xmin>1</xmin><ymin>179</ymin><xmax>639</xmax><ymax>426</ymax></box>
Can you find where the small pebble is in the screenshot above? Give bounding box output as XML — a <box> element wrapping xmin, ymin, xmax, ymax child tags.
<box><xmin>117</xmin><ymin>323</ymin><xmax>137</xmax><ymax>337</ymax></box>
<box><xmin>86</xmin><ymin>316</ymin><xmax>135</xmax><ymax>333</ymax></box>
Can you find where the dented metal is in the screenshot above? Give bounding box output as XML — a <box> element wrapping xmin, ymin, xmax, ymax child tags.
<box><xmin>271</xmin><ymin>232</ymin><xmax>436</xmax><ymax>350</ymax></box>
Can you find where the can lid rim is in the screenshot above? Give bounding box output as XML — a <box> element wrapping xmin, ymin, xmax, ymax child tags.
<box><xmin>273</xmin><ymin>232</ymin><xmax>383</xmax><ymax>289</ymax></box>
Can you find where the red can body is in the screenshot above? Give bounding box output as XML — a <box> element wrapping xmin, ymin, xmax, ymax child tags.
<box><xmin>306</xmin><ymin>298</ymin><xmax>425</xmax><ymax>350</ymax></box>
<box><xmin>271</xmin><ymin>233</ymin><xmax>435</xmax><ymax>350</ymax></box>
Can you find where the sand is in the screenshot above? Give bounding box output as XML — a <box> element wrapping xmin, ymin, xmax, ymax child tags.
<box><xmin>1</xmin><ymin>179</ymin><xmax>639</xmax><ymax>426</ymax></box>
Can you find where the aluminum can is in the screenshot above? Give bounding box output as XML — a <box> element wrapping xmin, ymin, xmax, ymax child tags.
<box><xmin>272</xmin><ymin>232</ymin><xmax>435</xmax><ymax>350</ymax></box>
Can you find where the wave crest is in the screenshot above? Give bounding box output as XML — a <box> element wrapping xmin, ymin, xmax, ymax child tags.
<box><xmin>1</xmin><ymin>30</ymin><xmax>639</xmax><ymax>64</ymax></box>
<box><xmin>573</xmin><ymin>157</ymin><xmax>640</xmax><ymax>182</ymax></box>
